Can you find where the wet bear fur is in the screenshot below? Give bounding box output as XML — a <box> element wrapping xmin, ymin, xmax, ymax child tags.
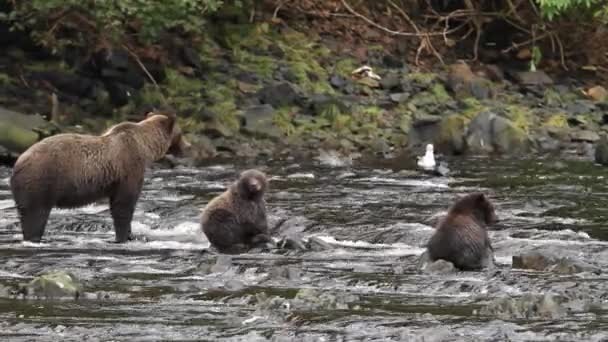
<box><xmin>10</xmin><ymin>111</ymin><xmax>187</xmax><ymax>243</ymax></box>
<box><xmin>426</xmin><ymin>192</ymin><xmax>498</xmax><ymax>271</ymax></box>
<box><xmin>201</xmin><ymin>169</ymin><xmax>271</xmax><ymax>254</ymax></box>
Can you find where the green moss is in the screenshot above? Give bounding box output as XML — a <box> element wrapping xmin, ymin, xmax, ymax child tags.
<box><xmin>273</xmin><ymin>107</ymin><xmax>297</xmax><ymax>136</ymax></box>
<box><xmin>431</xmin><ymin>83</ymin><xmax>452</xmax><ymax>103</ymax></box>
<box><xmin>0</xmin><ymin>72</ymin><xmax>14</xmax><ymax>86</ymax></box>
<box><xmin>408</xmin><ymin>72</ymin><xmax>437</xmax><ymax>86</ymax></box>
<box><xmin>0</xmin><ymin>121</ymin><xmax>39</xmax><ymax>153</ymax></box>
<box><xmin>232</xmin><ymin>46</ymin><xmax>276</xmax><ymax>79</ymax></box>
<box><xmin>543</xmin><ymin>113</ymin><xmax>569</xmax><ymax>129</ymax></box>
<box><xmin>439</xmin><ymin>114</ymin><xmax>469</xmax><ymax>149</ymax></box>
<box><xmin>505</xmin><ymin>105</ymin><xmax>533</xmax><ymax>134</ymax></box>
<box><xmin>334</xmin><ymin>58</ymin><xmax>357</xmax><ymax>78</ymax></box>
<box><xmin>460</xmin><ymin>97</ymin><xmax>487</xmax><ymax>119</ymax></box>
<box><xmin>543</xmin><ymin>88</ymin><xmax>563</xmax><ymax>106</ymax></box>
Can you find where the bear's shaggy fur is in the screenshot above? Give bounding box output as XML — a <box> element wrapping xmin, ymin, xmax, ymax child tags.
<box><xmin>10</xmin><ymin>112</ymin><xmax>187</xmax><ymax>242</ymax></box>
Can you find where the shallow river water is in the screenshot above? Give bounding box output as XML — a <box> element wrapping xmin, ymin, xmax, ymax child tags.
<box><xmin>1</xmin><ymin>155</ymin><xmax>608</xmax><ymax>341</ymax></box>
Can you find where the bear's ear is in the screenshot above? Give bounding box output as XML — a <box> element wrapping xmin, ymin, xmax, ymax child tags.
<box><xmin>476</xmin><ymin>193</ymin><xmax>487</xmax><ymax>202</ymax></box>
<box><xmin>163</xmin><ymin>112</ymin><xmax>176</xmax><ymax>133</ymax></box>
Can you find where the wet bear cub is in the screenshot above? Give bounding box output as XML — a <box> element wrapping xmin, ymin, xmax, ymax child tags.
<box><xmin>201</xmin><ymin>169</ymin><xmax>272</xmax><ymax>254</ymax></box>
<box><xmin>426</xmin><ymin>192</ymin><xmax>498</xmax><ymax>271</ymax></box>
<box><xmin>10</xmin><ymin>111</ymin><xmax>187</xmax><ymax>243</ymax></box>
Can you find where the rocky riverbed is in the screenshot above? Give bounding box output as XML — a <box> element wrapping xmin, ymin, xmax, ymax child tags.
<box><xmin>1</xmin><ymin>155</ymin><xmax>608</xmax><ymax>341</ymax></box>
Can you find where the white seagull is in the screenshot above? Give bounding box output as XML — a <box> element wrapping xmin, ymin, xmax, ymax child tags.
<box><xmin>417</xmin><ymin>143</ymin><xmax>436</xmax><ymax>170</ymax></box>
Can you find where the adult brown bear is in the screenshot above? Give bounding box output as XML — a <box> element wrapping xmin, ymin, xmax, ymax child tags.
<box><xmin>10</xmin><ymin>111</ymin><xmax>188</xmax><ymax>243</ymax></box>
<box><xmin>201</xmin><ymin>169</ymin><xmax>272</xmax><ymax>254</ymax></box>
<box><xmin>426</xmin><ymin>192</ymin><xmax>498</xmax><ymax>270</ymax></box>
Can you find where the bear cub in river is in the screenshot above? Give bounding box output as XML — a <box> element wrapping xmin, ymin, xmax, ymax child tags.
<box><xmin>201</xmin><ymin>169</ymin><xmax>272</xmax><ymax>254</ymax></box>
<box><xmin>10</xmin><ymin>111</ymin><xmax>188</xmax><ymax>243</ymax></box>
<box><xmin>426</xmin><ymin>192</ymin><xmax>498</xmax><ymax>271</ymax></box>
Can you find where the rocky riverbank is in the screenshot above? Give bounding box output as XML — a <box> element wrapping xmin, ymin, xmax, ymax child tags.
<box><xmin>0</xmin><ymin>11</ymin><xmax>607</xmax><ymax>166</ymax></box>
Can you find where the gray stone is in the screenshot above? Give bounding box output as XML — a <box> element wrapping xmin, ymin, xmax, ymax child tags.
<box><xmin>412</xmin><ymin>114</ymin><xmax>442</xmax><ymax>127</ymax></box>
<box><xmin>465</xmin><ymin>111</ymin><xmax>526</xmax><ymax>154</ymax></box>
<box><xmin>380</xmin><ymin>72</ymin><xmax>402</xmax><ymax>91</ymax></box>
<box><xmin>389</xmin><ymin>92</ymin><xmax>410</xmax><ymax>103</ymax></box>
<box><xmin>257</xmin><ymin>82</ymin><xmax>302</xmax><ymax>108</ymax></box>
<box><xmin>510</xmin><ymin>70</ymin><xmax>553</xmax><ymax>85</ymax></box>
<box><xmin>595</xmin><ymin>136</ymin><xmax>608</xmax><ymax>165</ymax></box>
<box><xmin>243</xmin><ymin>104</ymin><xmax>282</xmax><ymax>139</ymax></box>
<box><xmin>570</xmin><ymin>130</ymin><xmax>600</xmax><ymax>143</ymax></box>
<box><xmin>512</xmin><ymin>250</ymin><xmax>596</xmax><ymax>274</ymax></box>
<box><xmin>329</xmin><ymin>74</ymin><xmax>346</xmax><ymax>89</ymax></box>
<box><xmin>470</xmin><ymin>78</ymin><xmax>491</xmax><ymax>100</ymax></box>
<box><xmin>202</xmin><ymin>119</ymin><xmax>233</xmax><ymax>138</ymax></box>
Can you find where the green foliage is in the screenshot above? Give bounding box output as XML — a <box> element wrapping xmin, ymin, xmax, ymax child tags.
<box><xmin>535</xmin><ymin>0</ymin><xmax>608</xmax><ymax>21</ymax></box>
<box><xmin>2</xmin><ymin>0</ymin><xmax>227</xmax><ymax>51</ymax></box>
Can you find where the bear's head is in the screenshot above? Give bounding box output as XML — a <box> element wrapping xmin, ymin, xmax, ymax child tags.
<box><xmin>145</xmin><ymin>111</ymin><xmax>191</xmax><ymax>157</ymax></box>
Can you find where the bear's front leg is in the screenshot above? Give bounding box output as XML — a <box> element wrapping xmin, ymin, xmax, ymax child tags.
<box><xmin>110</xmin><ymin>179</ymin><xmax>143</xmax><ymax>243</ymax></box>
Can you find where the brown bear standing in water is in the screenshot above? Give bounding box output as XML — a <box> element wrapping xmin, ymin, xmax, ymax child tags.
<box><xmin>10</xmin><ymin>111</ymin><xmax>188</xmax><ymax>243</ymax></box>
<box><xmin>426</xmin><ymin>192</ymin><xmax>498</xmax><ymax>271</ymax></box>
<box><xmin>201</xmin><ymin>169</ymin><xmax>272</xmax><ymax>254</ymax></box>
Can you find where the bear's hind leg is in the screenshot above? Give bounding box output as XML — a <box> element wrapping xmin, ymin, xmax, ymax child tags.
<box><xmin>110</xmin><ymin>181</ymin><xmax>142</xmax><ymax>243</ymax></box>
<box><xmin>19</xmin><ymin>207</ymin><xmax>51</xmax><ymax>242</ymax></box>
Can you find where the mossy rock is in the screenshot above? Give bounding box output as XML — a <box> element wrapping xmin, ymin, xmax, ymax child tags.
<box><xmin>24</xmin><ymin>270</ymin><xmax>82</xmax><ymax>299</ymax></box>
<box><xmin>505</xmin><ymin>105</ymin><xmax>533</xmax><ymax>134</ymax></box>
<box><xmin>542</xmin><ymin>113</ymin><xmax>570</xmax><ymax>135</ymax></box>
<box><xmin>438</xmin><ymin>114</ymin><xmax>469</xmax><ymax>154</ymax></box>
<box><xmin>0</xmin><ymin>107</ymin><xmax>50</xmax><ymax>154</ymax></box>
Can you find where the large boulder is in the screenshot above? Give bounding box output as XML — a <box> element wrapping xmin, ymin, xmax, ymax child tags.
<box><xmin>465</xmin><ymin>111</ymin><xmax>527</xmax><ymax>154</ymax></box>
<box><xmin>22</xmin><ymin>270</ymin><xmax>82</xmax><ymax>299</ymax></box>
<box><xmin>0</xmin><ymin>106</ymin><xmax>51</xmax><ymax>163</ymax></box>
<box><xmin>242</xmin><ymin>104</ymin><xmax>283</xmax><ymax>139</ymax></box>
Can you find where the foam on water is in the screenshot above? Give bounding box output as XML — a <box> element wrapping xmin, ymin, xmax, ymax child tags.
<box><xmin>356</xmin><ymin>176</ymin><xmax>450</xmax><ymax>188</ymax></box>
<box><xmin>0</xmin><ymin>199</ymin><xmax>14</xmax><ymax>210</ymax></box>
<box><xmin>287</xmin><ymin>173</ymin><xmax>315</xmax><ymax>179</ymax></box>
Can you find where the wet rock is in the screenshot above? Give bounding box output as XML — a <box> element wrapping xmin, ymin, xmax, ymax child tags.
<box><xmin>412</xmin><ymin>114</ymin><xmax>442</xmax><ymax>127</ymax></box>
<box><xmin>292</xmin><ymin>288</ymin><xmax>360</xmax><ymax>311</ymax></box>
<box><xmin>567</xmin><ymin>101</ymin><xmax>597</xmax><ymax>116</ymax></box>
<box><xmin>509</xmin><ymin>70</ymin><xmax>553</xmax><ymax>85</ymax></box>
<box><xmin>469</xmin><ymin>78</ymin><xmax>491</xmax><ymax>100</ymax></box>
<box><xmin>306</xmin><ymin>94</ymin><xmax>350</xmax><ymax>116</ymax></box>
<box><xmin>478</xmin><ymin>293</ymin><xmax>565</xmax><ymax>319</ymax></box>
<box><xmin>276</xmin><ymin>236</ymin><xmax>308</xmax><ymax>251</ymax></box>
<box><xmin>0</xmin><ymin>106</ymin><xmax>51</xmax><ymax>162</ymax></box>
<box><xmin>570</xmin><ymin>130</ymin><xmax>600</xmax><ymax>143</ymax></box>
<box><xmin>389</xmin><ymin>92</ymin><xmax>410</xmax><ymax>103</ymax></box>
<box><xmin>202</xmin><ymin>119</ymin><xmax>233</xmax><ymax>138</ymax></box>
<box><xmin>419</xmin><ymin>253</ymin><xmax>457</xmax><ymax>274</ymax></box>
<box><xmin>382</xmin><ymin>54</ymin><xmax>405</xmax><ymax>69</ymax></box>
<box><xmin>465</xmin><ymin>111</ymin><xmax>527</xmax><ymax>154</ymax></box>
<box><xmin>594</xmin><ymin>135</ymin><xmax>608</xmax><ymax>165</ymax></box>
<box><xmin>329</xmin><ymin>74</ymin><xmax>347</xmax><ymax>89</ymax></box>
<box><xmin>188</xmin><ymin>135</ymin><xmax>218</xmax><ymax>163</ymax></box>
<box><xmin>257</xmin><ymin>82</ymin><xmax>302</xmax><ymax>108</ymax></box>
<box><xmin>380</xmin><ymin>72</ymin><xmax>402</xmax><ymax>91</ymax></box>
<box><xmin>242</xmin><ymin>104</ymin><xmax>282</xmax><ymax>139</ymax></box>
<box><xmin>437</xmin><ymin>114</ymin><xmax>467</xmax><ymax>155</ymax></box>
<box><xmin>23</xmin><ymin>270</ymin><xmax>82</xmax><ymax>299</ymax></box>
<box><xmin>512</xmin><ymin>250</ymin><xmax>596</xmax><ymax>274</ymax></box>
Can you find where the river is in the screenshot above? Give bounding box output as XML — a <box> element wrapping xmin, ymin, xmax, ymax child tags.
<box><xmin>0</xmin><ymin>155</ymin><xmax>607</xmax><ymax>341</ymax></box>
